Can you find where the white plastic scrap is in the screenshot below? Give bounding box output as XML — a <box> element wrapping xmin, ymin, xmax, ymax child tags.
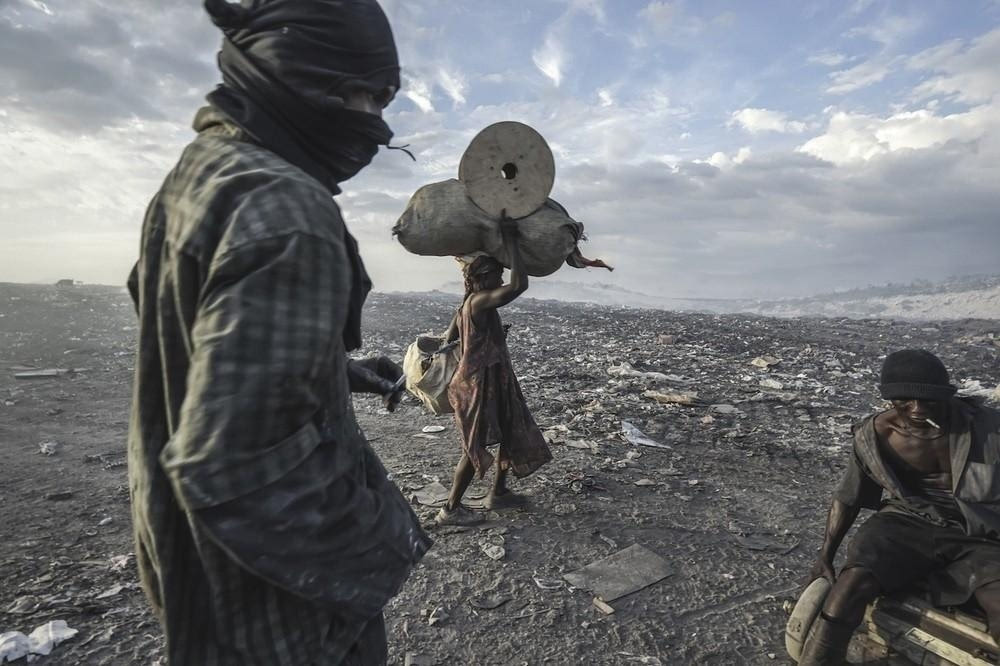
<box><xmin>607</xmin><ymin>363</ymin><xmax>682</xmax><ymax>383</ymax></box>
<box><xmin>28</xmin><ymin>621</ymin><xmax>78</xmax><ymax>656</ymax></box>
<box><xmin>0</xmin><ymin>632</ymin><xmax>30</xmax><ymax>663</ymax></box>
<box><xmin>620</xmin><ymin>421</ymin><xmax>671</xmax><ymax>450</ymax></box>
<box><xmin>957</xmin><ymin>379</ymin><xmax>1000</xmax><ymax>403</ymax></box>
<box><xmin>0</xmin><ymin>621</ymin><xmax>77</xmax><ymax>662</ymax></box>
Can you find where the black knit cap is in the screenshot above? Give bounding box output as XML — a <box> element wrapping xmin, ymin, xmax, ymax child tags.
<box><xmin>879</xmin><ymin>349</ymin><xmax>957</xmax><ymax>401</ymax></box>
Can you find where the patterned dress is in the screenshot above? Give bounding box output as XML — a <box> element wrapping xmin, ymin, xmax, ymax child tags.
<box><xmin>447</xmin><ymin>302</ymin><xmax>553</xmax><ymax>478</ymax></box>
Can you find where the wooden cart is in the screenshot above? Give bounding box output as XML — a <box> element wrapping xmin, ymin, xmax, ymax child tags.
<box><xmin>786</xmin><ymin>582</ymin><xmax>999</xmax><ymax>665</ymax></box>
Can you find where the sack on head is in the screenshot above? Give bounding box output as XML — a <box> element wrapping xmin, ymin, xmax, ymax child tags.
<box><xmin>392</xmin><ymin>179</ymin><xmax>585</xmax><ymax>277</ymax></box>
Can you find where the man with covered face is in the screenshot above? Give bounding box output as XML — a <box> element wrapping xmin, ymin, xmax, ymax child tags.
<box><xmin>126</xmin><ymin>1</ymin><xmax>431</xmax><ymax>663</ymax></box>
<box><xmin>798</xmin><ymin>350</ymin><xmax>1000</xmax><ymax>665</ymax></box>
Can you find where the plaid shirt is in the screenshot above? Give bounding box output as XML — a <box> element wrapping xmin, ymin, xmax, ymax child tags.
<box><xmin>127</xmin><ymin>109</ymin><xmax>430</xmax><ymax>665</ymax></box>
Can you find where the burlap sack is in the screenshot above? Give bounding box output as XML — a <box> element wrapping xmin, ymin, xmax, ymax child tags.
<box><xmin>392</xmin><ymin>179</ymin><xmax>583</xmax><ymax>277</ymax></box>
<box><xmin>403</xmin><ymin>335</ymin><xmax>460</xmax><ymax>415</ymax></box>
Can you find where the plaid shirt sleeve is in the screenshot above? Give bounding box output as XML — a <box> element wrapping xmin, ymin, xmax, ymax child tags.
<box><xmin>158</xmin><ymin>215</ymin><xmax>430</xmax><ymax>622</ymax></box>
<box><xmin>160</xmin><ymin>229</ymin><xmax>349</xmax><ymax>508</ymax></box>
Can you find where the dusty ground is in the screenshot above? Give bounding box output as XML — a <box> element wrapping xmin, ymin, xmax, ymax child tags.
<box><xmin>1</xmin><ymin>282</ymin><xmax>998</xmax><ymax>665</ymax></box>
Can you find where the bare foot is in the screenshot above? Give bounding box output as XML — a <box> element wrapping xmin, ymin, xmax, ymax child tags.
<box><xmin>435</xmin><ymin>505</ymin><xmax>485</xmax><ymax>526</ymax></box>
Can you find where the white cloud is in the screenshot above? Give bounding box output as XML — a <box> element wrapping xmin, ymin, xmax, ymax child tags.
<box><xmin>910</xmin><ymin>27</ymin><xmax>1000</xmax><ymax>104</ymax></box>
<box><xmin>705</xmin><ymin>146</ymin><xmax>751</xmax><ymax>168</ymax></box>
<box><xmin>26</xmin><ymin>0</ymin><xmax>53</xmax><ymax>16</ymax></box>
<box><xmin>845</xmin><ymin>14</ymin><xmax>921</xmax><ymax>47</ymax></box>
<box><xmin>401</xmin><ymin>73</ymin><xmax>434</xmax><ymax>113</ymax></box>
<box><xmin>729</xmin><ymin>108</ymin><xmax>806</xmax><ymax>134</ymax></box>
<box><xmin>532</xmin><ymin>33</ymin><xmax>563</xmax><ymax>87</ymax></box>
<box><xmin>798</xmin><ymin>104</ymin><xmax>998</xmax><ymax>164</ymax></box>
<box><xmin>826</xmin><ymin>56</ymin><xmax>899</xmax><ymax>94</ymax></box>
<box><xmin>597</xmin><ymin>88</ymin><xmax>614</xmax><ymax>107</ymax></box>
<box><xmin>0</xmin><ymin>109</ymin><xmax>186</xmax><ymax>283</ymax></box>
<box><xmin>437</xmin><ymin>68</ymin><xmax>466</xmax><ymax>107</ymax></box>
<box><xmin>808</xmin><ymin>51</ymin><xmax>849</xmax><ymax>67</ymax></box>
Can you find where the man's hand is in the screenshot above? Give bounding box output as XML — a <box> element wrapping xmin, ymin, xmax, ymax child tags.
<box><xmin>347</xmin><ymin>356</ymin><xmax>404</xmax><ymax>412</ymax></box>
<box><xmin>808</xmin><ymin>553</ymin><xmax>837</xmax><ymax>585</ymax></box>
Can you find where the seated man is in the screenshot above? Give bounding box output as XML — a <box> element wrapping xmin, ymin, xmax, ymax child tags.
<box><xmin>801</xmin><ymin>349</ymin><xmax>1000</xmax><ymax>665</ymax></box>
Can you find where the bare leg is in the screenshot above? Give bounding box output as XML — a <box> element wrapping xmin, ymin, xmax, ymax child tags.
<box><xmin>973</xmin><ymin>580</ymin><xmax>1000</xmax><ymax>646</ymax></box>
<box><xmin>799</xmin><ymin>567</ymin><xmax>881</xmax><ymax>665</ymax></box>
<box><xmin>445</xmin><ymin>454</ymin><xmax>475</xmax><ymax>511</ymax></box>
<box><xmin>492</xmin><ymin>457</ymin><xmax>509</xmax><ymax>496</ymax></box>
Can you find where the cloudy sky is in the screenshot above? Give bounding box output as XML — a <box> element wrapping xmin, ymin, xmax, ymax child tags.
<box><xmin>2</xmin><ymin>0</ymin><xmax>999</xmax><ymax>299</ymax></box>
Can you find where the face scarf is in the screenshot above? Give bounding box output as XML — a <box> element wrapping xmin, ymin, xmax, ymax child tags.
<box><xmin>201</xmin><ymin>0</ymin><xmax>402</xmax><ymax>350</ymax></box>
<box><xmin>203</xmin><ymin>0</ymin><xmax>400</xmax><ymax>190</ymax></box>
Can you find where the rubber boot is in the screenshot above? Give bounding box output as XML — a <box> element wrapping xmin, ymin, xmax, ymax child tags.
<box><xmin>798</xmin><ymin>612</ymin><xmax>857</xmax><ymax>665</ymax></box>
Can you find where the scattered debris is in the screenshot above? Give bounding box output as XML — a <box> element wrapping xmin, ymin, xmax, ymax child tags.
<box><xmin>469</xmin><ymin>595</ymin><xmax>512</xmax><ymax>610</ymax></box>
<box><xmin>404</xmin><ymin>653</ymin><xmax>435</xmax><ymax>666</ymax></box>
<box><xmin>5</xmin><ymin>597</ymin><xmax>39</xmax><ymax>616</ymax></box>
<box><xmin>607</xmin><ymin>362</ymin><xmax>679</xmax><ymax>383</ymax></box>
<box><xmin>759</xmin><ymin>378</ymin><xmax>784</xmax><ymax>390</ymax></box>
<box><xmin>409</xmin><ymin>481</ymin><xmax>450</xmax><ymax>507</ymax></box>
<box><xmin>37</xmin><ymin>441</ymin><xmax>60</xmax><ymax>456</ymax></box>
<box><xmin>0</xmin><ymin>621</ymin><xmax>78</xmax><ymax>662</ymax></box>
<box><xmin>733</xmin><ymin>534</ymin><xmax>799</xmax><ymax>554</ymax></box>
<box><xmin>94</xmin><ymin>584</ymin><xmax>126</xmax><ymax>600</ymax></box>
<box><xmin>633</xmin><ymin>479</ymin><xmax>657</xmax><ymax>487</ymax></box>
<box><xmin>421</xmin><ymin>425</ymin><xmax>446</xmax><ymax>433</ymax></box>
<box><xmin>642</xmin><ymin>389</ymin><xmax>698</xmax><ymax>406</ymax></box>
<box><xmin>109</xmin><ymin>554</ymin><xmax>133</xmax><ymax>573</ymax></box>
<box><xmin>957</xmin><ymin>378</ymin><xmax>1000</xmax><ymax>403</ymax></box>
<box><xmin>592</xmin><ymin>597</ymin><xmax>616</xmax><ymax>615</ymax></box>
<box><xmin>0</xmin><ymin>632</ymin><xmax>29</xmax><ymax>663</ymax></box>
<box><xmin>532</xmin><ymin>576</ymin><xmax>564</xmax><ymax>591</ymax></box>
<box><xmin>750</xmin><ymin>356</ymin><xmax>781</xmax><ymax>368</ymax></box>
<box><xmin>14</xmin><ymin>369</ymin><xmax>79</xmax><ymax>379</ymax></box>
<box><xmin>620</xmin><ymin>421</ymin><xmax>671</xmax><ymax>450</ymax></box>
<box><xmin>479</xmin><ymin>537</ymin><xmax>506</xmax><ymax>561</ymax></box>
<box><xmin>564</xmin><ymin>439</ymin><xmax>596</xmax><ymax>451</ymax></box>
<box><xmin>427</xmin><ymin>606</ymin><xmax>449</xmax><ymax>627</ymax></box>
<box><xmin>44</xmin><ymin>491</ymin><xmax>74</xmax><ymax>502</ymax></box>
<box><xmin>656</xmin><ymin>334</ymin><xmax>676</xmax><ymax>345</ymax></box>
<box><xmin>563</xmin><ymin>544</ymin><xmax>674</xmax><ymax>603</ymax></box>
<box><xmin>553</xmin><ymin>502</ymin><xmax>577</xmax><ymax>516</ymax></box>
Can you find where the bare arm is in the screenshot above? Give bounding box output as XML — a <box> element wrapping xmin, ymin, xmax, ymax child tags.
<box><xmin>443</xmin><ymin>308</ymin><xmax>460</xmax><ymax>343</ymax></box>
<box><xmin>469</xmin><ymin>219</ymin><xmax>528</xmax><ymax>315</ymax></box>
<box><xmin>811</xmin><ymin>498</ymin><xmax>861</xmax><ymax>583</ymax></box>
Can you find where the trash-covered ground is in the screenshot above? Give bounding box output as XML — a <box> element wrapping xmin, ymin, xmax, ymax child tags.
<box><xmin>1</xmin><ymin>282</ymin><xmax>998</xmax><ymax>665</ymax></box>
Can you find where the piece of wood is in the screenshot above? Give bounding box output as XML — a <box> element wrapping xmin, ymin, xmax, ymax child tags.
<box><xmin>867</xmin><ymin>605</ymin><xmax>992</xmax><ymax>666</ymax></box>
<box><xmin>592</xmin><ymin>597</ymin><xmax>616</xmax><ymax>615</ymax></box>
<box><xmin>14</xmin><ymin>368</ymin><xmax>70</xmax><ymax>378</ymax></box>
<box><xmin>886</xmin><ymin>597</ymin><xmax>998</xmax><ymax>654</ymax></box>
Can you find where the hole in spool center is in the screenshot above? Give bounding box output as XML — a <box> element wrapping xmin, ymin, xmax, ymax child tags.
<box><xmin>500</xmin><ymin>162</ymin><xmax>518</xmax><ymax>180</ymax></box>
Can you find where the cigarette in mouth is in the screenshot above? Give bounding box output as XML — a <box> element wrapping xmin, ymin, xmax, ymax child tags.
<box><xmin>925</xmin><ymin>418</ymin><xmax>941</xmax><ymax>429</ymax></box>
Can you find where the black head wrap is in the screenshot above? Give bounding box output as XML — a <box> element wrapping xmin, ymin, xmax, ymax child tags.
<box><xmin>201</xmin><ymin>0</ymin><xmax>399</xmax><ymax>351</ymax></box>
<box><xmin>203</xmin><ymin>0</ymin><xmax>399</xmax><ymax>190</ymax></box>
